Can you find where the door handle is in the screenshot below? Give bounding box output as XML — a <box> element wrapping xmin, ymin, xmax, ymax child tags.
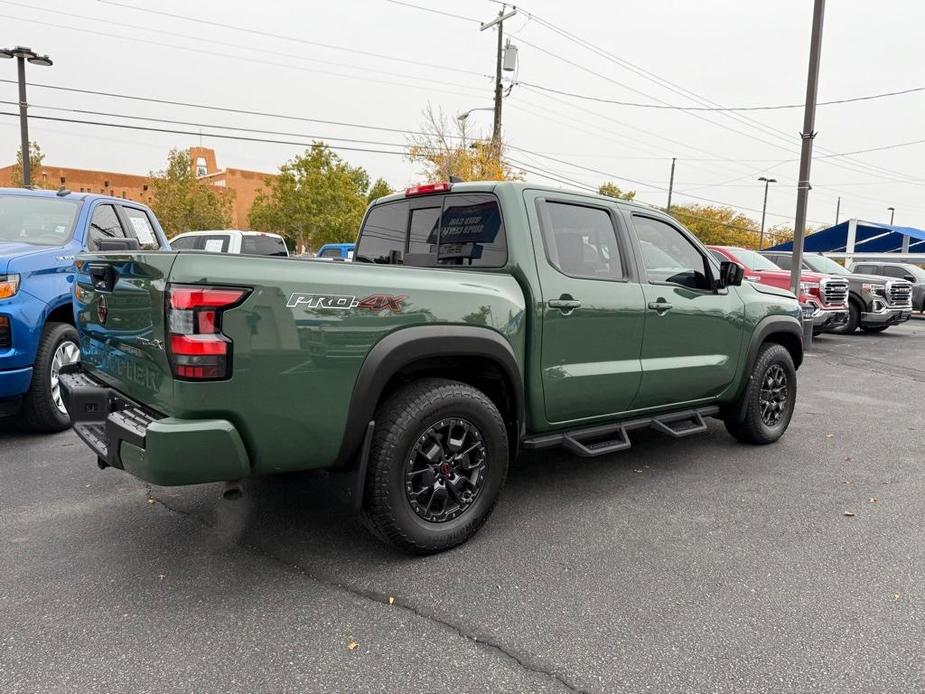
<box><xmin>647</xmin><ymin>300</ymin><xmax>673</xmax><ymax>314</ymax></box>
<box><xmin>548</xmin><ymin>297</ymin><xmax>581</xmax><ymax>312</ymax></box>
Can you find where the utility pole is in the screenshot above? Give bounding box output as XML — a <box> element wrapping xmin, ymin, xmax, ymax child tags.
<box><xmin>666</xmin><ymin>157</ymin><xmax>676</xmax><ymax>212</ymax></box>
<box><xmin>757</xmin><ymin>176</ymin><xmax>776</xmax><ymax>250</ymax></box>
<box><xmin>0</xmin><ymin>46</ymin><xmax>53</xmax><ymax>187</ymax></box>
<box><xmin>789</xmin><ymin>0</ymin><xmax>826</xmax><ymax>297</ymax></box>
<box><xmin>835</xmin><ymin>196</ymin><xmax>840</xmax><ymax>225</ymax></box>
<box><xmin>480</xmin><ymin>6</ymin><xmax>516</xmax><ymax>154</ymax></box>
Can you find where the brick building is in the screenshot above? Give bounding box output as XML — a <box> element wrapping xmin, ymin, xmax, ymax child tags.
<box><xmin>0</xmin><ymin>147</ymin><xmax>275</xmax><ymax>228</ymax></box>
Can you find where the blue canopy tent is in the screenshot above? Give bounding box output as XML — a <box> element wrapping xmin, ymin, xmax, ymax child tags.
<box><xmin>766</xmin><ymin>219</ymin><xmax>925</xmax><ymax>256</ymax></box>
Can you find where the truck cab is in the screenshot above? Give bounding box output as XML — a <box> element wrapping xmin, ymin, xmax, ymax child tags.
<box><xmin>0</xmin><ymin>188</ymin><xmax>168</xmax><ymax>429</ymax></box>
<box><xmin>315</xmin><ymin>242</ymin><xmax>355</xmax><ymax>260</ymax></box>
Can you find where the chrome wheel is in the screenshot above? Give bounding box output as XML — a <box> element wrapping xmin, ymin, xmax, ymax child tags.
<box><xmin>405</xmin><ymin>418</ymin><xmax>488</xmax><ymax>523</ymax></box>
<box><xmin>759</xmin><ymin>363</ymin><xmax>789</xmax><ymax>427</ymax></box>
<box><xmin>50</xmin><ymin>340</ymin><xmax>79</xmax><ymax>414</ymax></box>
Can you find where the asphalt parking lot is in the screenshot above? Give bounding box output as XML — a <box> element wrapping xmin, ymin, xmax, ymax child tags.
<box><xmin>2</xmin><ymin>320</ymin><xmax>924</xmax><ymax>694</ymax></box>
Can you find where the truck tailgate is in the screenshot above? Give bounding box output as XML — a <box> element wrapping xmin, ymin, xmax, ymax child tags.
<box><xmin>74</xmin><ymin>253</ymin><xmax>178</xmax><ymax>413</ymax></box>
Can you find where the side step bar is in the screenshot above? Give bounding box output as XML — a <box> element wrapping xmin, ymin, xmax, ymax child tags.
<box><xmin>522</xmin><ymin>406</ymin><xmax>720</xmax><ymax>458</ymax></box>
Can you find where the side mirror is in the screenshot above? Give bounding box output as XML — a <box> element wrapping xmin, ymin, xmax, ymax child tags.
<box><xmin>718</xmin><ymin>260</ymin><xmax>744</xmax><ymax>288</ymax></box>
<box><xmin>904</xmin><ymin>274</ymin><xmax>916</xmax><ymax>283</ymax></box>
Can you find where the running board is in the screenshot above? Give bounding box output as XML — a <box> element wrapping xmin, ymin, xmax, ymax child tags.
<box><xmin>522</xmin><ymin>406</ymin><xmax>719</xmax><ymax>458</ymax></box>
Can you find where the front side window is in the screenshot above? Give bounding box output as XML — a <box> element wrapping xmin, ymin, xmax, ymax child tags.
<box><xmin>87</xmin><ymin>204</ymin><xmax>127</xmax><ymax>251</ymax></box>
<box><xmin>765</xmin><ymin>253</ymin><xmax>791</xmax><ymax>271</ymax></box>
<box><xmin>726</xmin><ymin>247</ymin><xmax>782</xmax><ymax>271</ymax></box>
<box><xmin>541</xmin><ymin>201</ymin><xmax>624</xmax><ymax>280</ymax></box>
<box><xmin>633</xmin><ymin>216</ymin><xmax>710</xmax><ymax>290</ymax></box>
<box><xmin>0</xmin><ymin>195</ymin><xmax>80</xmax><ymax>246</ymax></box>
<box><xmin>122</xmin><ymin>207</ymin><xmax>159</xmax><ymax>250</ymax></box>
<box><xmin>853</xmin><ymin>264</ymin><xmax>876</xmax><ymax>275</ymax></box>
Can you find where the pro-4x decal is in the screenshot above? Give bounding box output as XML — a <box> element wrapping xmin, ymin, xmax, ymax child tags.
<box><xmin>287</xmin><ymin>292</ymin><xmax>407</xmax><ymax>313</ymax></box>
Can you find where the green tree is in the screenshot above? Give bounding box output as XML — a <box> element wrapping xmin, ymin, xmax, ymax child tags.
<box><xmin>248</xmin><ymin>142</ymin><xmax>371</xmax><ymax>252</ymax></box>
<box><xmin>10</xmin><ymin>141</ymin><xmax>45</xmax><ymax>188</ymax></box>
<box><xmin>597</xmin><ymin>181</ymin><xmax>635</xmax><ymax>200</ymax></box>
<box><xmin>367</xmin><ymin>177</ymin><xmax>393</xmax><ymax>202</ymax></box>
<box><xmin>148</xmin><ymin>149</ymin><xmax>232</xmax><ymax>236</ymax></box>
<box><xmin>669</xmin><ymin>204</ymin><xmax>759</xmax><ymax>247</ymax></box>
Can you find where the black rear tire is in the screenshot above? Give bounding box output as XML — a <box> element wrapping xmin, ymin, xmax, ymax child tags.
<box><xmin>725</xmin><ymin>343</ymin><xmax>797</xmax><ymax>445</ymax></box>
<box><xmin>21</xmin><ymin>322</ymin><xmax>79</xmax><ymax>432</ymax></box>
<box><xmin>363</xmin><ymin>378</ymin><xmax>509</xmax><ymax>555</ymax></box>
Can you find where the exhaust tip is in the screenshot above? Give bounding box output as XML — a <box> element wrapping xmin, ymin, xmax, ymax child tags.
<box><xmin>221</xmin><ymin>480</ymin><xmax>243</xmax><ymax>501</ymax></box>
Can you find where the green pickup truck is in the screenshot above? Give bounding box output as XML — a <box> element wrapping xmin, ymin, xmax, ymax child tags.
<box><xmin>61</xmin><ymin>181</ymin><xmax>803</xmax><ymax>554</ymax></box>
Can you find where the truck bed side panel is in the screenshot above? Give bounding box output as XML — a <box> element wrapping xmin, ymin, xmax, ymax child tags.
<box><xmin>166</xmin><ymin>254</ymin><xmax>526</xmax><ymax>475</ymax></box>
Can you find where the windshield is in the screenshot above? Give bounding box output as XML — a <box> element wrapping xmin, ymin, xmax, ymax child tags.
<box><xmin>726</xmin><ymin>247</ymin><xmax>781</xmax><ymax>271</ymax></box>
<box><xmin>805</xmin><ymin>254</ymin><xmax>850</xmax><ymax>275</ymax></box>
<box><xmin>0</xmin><ymin>195</ymin><xmax>81</xmax><ymax>246</ymax></box>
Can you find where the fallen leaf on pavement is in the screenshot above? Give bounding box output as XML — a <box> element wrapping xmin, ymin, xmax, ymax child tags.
<box><xmin>347</xmin><ymin>640</ymin><xmax>359</xmax><ymax>651</ymax></box>
<box><xmin>387</xmin><ymin>597</ymin><xmax>395</xmax><ymax>605</ymax></box>
<box><xmin>843</xmin><ymin>511</ymin><xmax>855</xmax><ymax>517</ymax></box>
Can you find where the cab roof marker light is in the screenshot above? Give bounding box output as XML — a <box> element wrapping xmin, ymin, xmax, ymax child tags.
<box><xmin>405</xmin><ymin>182</ymin><xmax>452</xmax><ymax>197</ymax></box>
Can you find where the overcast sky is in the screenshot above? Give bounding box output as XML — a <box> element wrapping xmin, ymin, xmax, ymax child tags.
<box><xmin>2</xmin><ymin>0</ymin><xmax>923</xmax><ymax>230</ymax></box>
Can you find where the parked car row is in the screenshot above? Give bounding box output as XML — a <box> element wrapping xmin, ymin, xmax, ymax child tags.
<box><xmin>705</xmin><ymin>244</ymin><xmax>917</xmax><ymax>336</ymax></box>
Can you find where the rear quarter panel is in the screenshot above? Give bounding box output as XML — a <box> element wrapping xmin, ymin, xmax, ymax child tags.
<box><xmin>166</xmin><ymin>253</ymin><xmax>527</xmax><ymax>475</ymax></box>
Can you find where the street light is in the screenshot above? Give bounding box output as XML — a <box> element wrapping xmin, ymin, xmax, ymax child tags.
<box><xmin>888</xmin><ymin>206</ymin><xmax>895</xmax><ymax>225</ymax></box>
<box><xmin>456</xmin><ymin>107</ymin><xmax>495</xmax><ymax>122</ymax></box>
<box><xmin>1</xmin><ymin>46</ymin><xmax>53</xmax><ymax>187</ymax></box>
<box><xmin>757</xmin><ymin>176</ymin><xmax>777</xmax><ymax>250</ymax></box>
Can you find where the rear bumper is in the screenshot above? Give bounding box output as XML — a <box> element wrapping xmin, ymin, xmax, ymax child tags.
<box><xmin>59</xmin><ymin>365</ymin><xmax>251</xmax><ymax>486</ymax></box>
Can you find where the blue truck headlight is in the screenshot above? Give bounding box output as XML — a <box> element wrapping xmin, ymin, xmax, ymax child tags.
<box><xmin>0</xmin><ymin>274</ymin><xmax>20</xmax><ymax>300</ymax></box>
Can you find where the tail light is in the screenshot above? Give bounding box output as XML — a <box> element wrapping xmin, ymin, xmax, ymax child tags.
<box><xmin>405</xmin><ymin>182</ymin><xmax>452</xmax><ymax>196</ymax></box>
<box><xmin>167</xmin><ymin>284</ymin><xmax>249</xmax><ymax>380</ymax></box>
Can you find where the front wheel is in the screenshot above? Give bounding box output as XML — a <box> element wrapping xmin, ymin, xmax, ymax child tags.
<box><xmin>829</xmin><ymin>302</ymin><xmax>859</xmax><ymax>334</ymax></box>
<box><xmin>363</xmin><ymin>378</ymin><xmax>509</xmax><ymax>555</ymax></box>
<box><xmin>725</xmin><ymin>343</ymin><xmax>797</xmax><ymax>445</ymax></box>
<box><xmin>21</xmin><ymin>322</ymin><xmax>80</xmax><ymax>432</ymax></box>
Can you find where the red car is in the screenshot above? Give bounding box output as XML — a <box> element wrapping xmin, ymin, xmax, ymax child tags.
<box><xmin>708</xmin><ymin>245</ymin><xmax>849</xmax><ymax>334</ymax></box>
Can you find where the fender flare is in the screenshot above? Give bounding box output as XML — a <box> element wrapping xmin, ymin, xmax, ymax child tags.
<box><xmin>334</xmin><ymin>325</ymin><xmax>524</xmax><ymax>470</ymax></box>
<box><xmin>731</xmin><ymin>314</ymin><xmax>804</xmax><ymax>423</ymax></box>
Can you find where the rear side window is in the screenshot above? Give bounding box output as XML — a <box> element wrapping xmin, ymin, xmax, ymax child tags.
<box><xmin>242</xmin><ymin>234</ymin><xmax>288</xmax><ymax>256</ymax></box>
<box><xmin>122</xmin><ymin>207</ymin><xmax>159</xmax><ymax>250</ymax></box>
<box><xmin>541</xmin><ymin>201</ymin><xmax>624</xmax><ymax>280</ymax></box>
<box><xmin>355</xmin><ymin>194</ymin><xmax>506</xmax><ymax>267</ymax></box>
<box><xmin>356</xmin><ymin>201</ymin><xmax>409</xmax><ymax>263</ymax></box>
<box><xmin>318</xmin><ymin>247</ymin><xmax>342</xmax><ymax>258</ymax></box>
<box><xmin>86</xmin><ymin>204</ymin><xmax>126</xmax><ymax>251</ymax></box>
<box><xmin>170</xmin><ymin>234</ymin><xmax>230</xmax><ymax>252</ymax></box>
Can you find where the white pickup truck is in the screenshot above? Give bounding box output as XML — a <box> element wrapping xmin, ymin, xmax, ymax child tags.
<box><xmin>168</xmin><ymin>229</ymin><xmax>289</xmax><ymax>256</ymax></box>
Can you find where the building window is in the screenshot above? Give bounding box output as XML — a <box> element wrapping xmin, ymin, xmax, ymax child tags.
<box><xmin>104</xmin><ymin>180</ymin><xmax>109</xmax><ymax>187</ymax></box>
<box><xmin>60</xmin><ymin>176</ymin><xmax>66</xmax><ymax>184</ymax></box>
<box><xmin>196</xmin><ymin>156</ymin><xmax>208</xmax><ymax>177</ymax></box>
<box><xmin>121</xmin><ymin>191</ymin><xmax>126</xmax><ymax>198</ymax></box>
<box><xmin>142</xmin><ymin>184</ymin><xmax>148</xmax><ymax>191</ymax></box>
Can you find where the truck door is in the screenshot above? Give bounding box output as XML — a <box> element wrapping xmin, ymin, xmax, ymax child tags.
<box><xmin>527</xmin><ymin>193</ymin><xmax>646</xmax><ymax>424</ymax></box>
<box><xmin>627</xmin><ymin>213</ymin><xmax>744</xmax><ymax>409</ymax></box>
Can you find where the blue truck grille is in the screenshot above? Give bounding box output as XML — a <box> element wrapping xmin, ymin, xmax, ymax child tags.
<box><xmin>0</xmin><ymin>315</ymin><xmax>10</xmax><ymax>348</ymax></box>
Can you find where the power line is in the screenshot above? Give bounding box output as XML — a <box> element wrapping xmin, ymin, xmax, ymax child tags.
<box><xmin>92</xmin><ymin>0</ymin><xmax>484</xmax><ymax>77</ymax></box>
<box><xmin>384</xmin><ymin>0</ymin><xmax>480</xmax><ymax>24</ymax></box>
<box><xmin>515</xmin><ymin>80</ymin><xmax>925</xmax><ymax>111</ymax></box>
<box><xmin>0</xmin><ymin>111</ymin><xmax>411</xmax><ymax>156</ymax></box>
<box><xmin>0</xmin><ymin>12</ymin><xmax>488</xmax><ymax>101</ymax></box>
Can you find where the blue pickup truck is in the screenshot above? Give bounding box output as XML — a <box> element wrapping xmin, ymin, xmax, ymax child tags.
<box><xmin>0</xmin><ymin>188</ymin><xmax>168</xmax><ymax>430</ymax></box>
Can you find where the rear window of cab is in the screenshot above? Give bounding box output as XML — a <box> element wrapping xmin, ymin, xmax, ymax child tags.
<box><xmin>355</xmin><ymin>193</ymin><xmax>506</xmax><ymax>268</ymax></box>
